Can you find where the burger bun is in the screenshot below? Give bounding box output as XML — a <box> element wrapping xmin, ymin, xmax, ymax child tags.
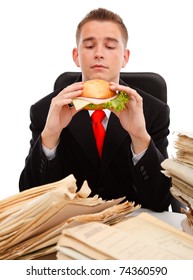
<box><xmin>81</xmin><ymin>79</ymin><xmax>116</xmax><ymax>99</ymax></box>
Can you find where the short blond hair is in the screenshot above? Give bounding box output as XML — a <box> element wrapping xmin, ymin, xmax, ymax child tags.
<box><xmin>76</xmin><ymin>8</ymin><xmax>128</xmax><ymax>47</ymax></box>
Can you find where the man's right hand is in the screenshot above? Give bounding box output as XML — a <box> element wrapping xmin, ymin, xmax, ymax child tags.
<box><xmin>41</xmin><ymin>82</ymin><xmax>83</xmax><ymax>149</ymax></box>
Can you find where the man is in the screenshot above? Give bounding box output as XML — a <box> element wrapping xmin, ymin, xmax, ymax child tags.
<box><xmin>19</xmin><ymin>8</ymin><xmax>172</xmax><ymax>211</ymax></box>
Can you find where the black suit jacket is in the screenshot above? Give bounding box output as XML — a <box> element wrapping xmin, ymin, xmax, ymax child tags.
<box><xmin>19</xmin><ymin>78</ymin><xmax>172</xmax><ymax>211</ymax></box>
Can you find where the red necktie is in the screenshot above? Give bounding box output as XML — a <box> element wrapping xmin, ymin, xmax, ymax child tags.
<box><xmin>91</xmin><ymin>110</ymin><xmax>106</xmax><ymax>157</ymax></box>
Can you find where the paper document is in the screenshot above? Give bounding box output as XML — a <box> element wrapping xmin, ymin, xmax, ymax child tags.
<box><xmin>161</xmin><ymin>131</ymin><xmax>193</xmax><ymax>234</ymax></box>
<box><xmin>57</xmin><ymin>213</ymin><xmax>193</xmax><ymax>260</ymax></box>
<box><xmin>0</xmin><ymin>174</ymin><xmax>140</xmax><ymax>260</ymax></box>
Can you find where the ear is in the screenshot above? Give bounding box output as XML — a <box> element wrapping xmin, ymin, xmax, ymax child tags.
<box><xmin>122</xmin><ymin>49</ymin><xmax>130</xmax><ymax>68</ymax></box>
<box><xmin>72</xmin><ymin>48</ymin><xmax>80</xmax><ymax>67</ymax></box>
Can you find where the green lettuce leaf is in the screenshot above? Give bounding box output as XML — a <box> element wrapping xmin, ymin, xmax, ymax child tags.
<box><xmin>85</xmin><ymin>91</ymin><xmax>129</xmax><ymax>112</ymax></box>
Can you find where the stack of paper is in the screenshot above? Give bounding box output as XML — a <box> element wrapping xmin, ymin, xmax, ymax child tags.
<box><xmin>0</xmin><ymin>174</ymin><xmax>140</xmax><ymax>260</ymax></box>
<box><xmin>161</xmin><ymin>131</ymin><xmax>193</xmax><ymax>235</ymax></box>
<box><xmin>56</xmin><ymin>213</ymin><xmax>193</xmax><ymax>260</ymax></box>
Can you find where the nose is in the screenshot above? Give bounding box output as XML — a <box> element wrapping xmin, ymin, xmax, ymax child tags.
<box><xmin>94</xmin><ymin>45</ymin><xmax>104</xmax><ymax>59</ymax></box>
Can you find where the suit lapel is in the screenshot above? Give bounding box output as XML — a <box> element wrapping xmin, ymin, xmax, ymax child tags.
<box><xmin>99</xmin><ymin>113</ymin><xmax>129</xmax><ymax>178</ymax></box>
<box><xmin>69</xmin><ymin>110</ymin><xmax>100</xmax><ymax>168</ymax></box>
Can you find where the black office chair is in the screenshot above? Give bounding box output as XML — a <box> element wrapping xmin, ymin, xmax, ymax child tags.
<box><xmin>53</xmin><ymin>71</ymin><xmax>184</xmax><ymax>212</ymax></box>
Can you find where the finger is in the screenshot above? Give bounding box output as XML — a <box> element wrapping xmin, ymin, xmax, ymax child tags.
<box><xmin>57</xmin><ymin>89</ymin><xmax>83</xmax><ymax>101</ymax></box>
<box><xmin>110</xmin><ymin>83</ymin><xmax>142</xmax><ymax>102</ymax></box>
<box><xmin>109</xmin><ymin>82</ymin><xmax>135</xmax><ymax>94</ymax></box>
<box><xmin>58</xmin><ymin>82</ymin><xmax>83</xmax><ymax>97</ymax></box>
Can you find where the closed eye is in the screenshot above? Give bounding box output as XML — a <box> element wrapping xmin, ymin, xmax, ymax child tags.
<box><xmin>86</xmin><ymin>45</ymin><xmax>94</xmax><ymax>49</ymax></box>
<box><xmin>106</xmin><ymin>46</ymin><xmax>116</xmax><ymax>49</ymax></box>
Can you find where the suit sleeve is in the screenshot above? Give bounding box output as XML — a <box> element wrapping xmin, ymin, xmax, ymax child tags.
<box><xmin>128</xmin><ymin>103</ymin><xmax>172</xmax><ymax>211</ymax></box>
<box><xmin>18</xmin><ymin>104</ymin><xmax>65</xmax><ymax>191</ymax></box>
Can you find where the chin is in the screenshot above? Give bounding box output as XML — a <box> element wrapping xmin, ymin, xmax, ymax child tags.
<box><xmin>88</xmin><ymin>69</ymin><xmax>110</xmax><ymax>81</ymax></box>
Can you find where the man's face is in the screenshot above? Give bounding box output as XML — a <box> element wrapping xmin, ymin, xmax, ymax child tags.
<box><xmin>73</xmin><ymin>21</ymin><xmax>130</xmax><ymax>83</ymax></box>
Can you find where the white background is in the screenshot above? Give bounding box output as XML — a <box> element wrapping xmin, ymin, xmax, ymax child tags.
<box><xmin>0</xmin><ymin>0</ymin><xmax>192</xmax><ymax>199</ymax></box>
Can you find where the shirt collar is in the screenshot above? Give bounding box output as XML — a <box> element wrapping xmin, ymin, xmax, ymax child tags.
<box><xmin>89</xmin><ymin>109</ymin><xmax>110</xmax><ymax>119</ymax></box>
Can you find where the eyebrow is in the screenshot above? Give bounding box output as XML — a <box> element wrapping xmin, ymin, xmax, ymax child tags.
<box><xmin>82</xmin><ymin>37</ymin><xmax>119</xmax><ymax>44</ymax></box>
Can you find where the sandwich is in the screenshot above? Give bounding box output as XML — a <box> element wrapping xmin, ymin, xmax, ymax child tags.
<box><xmin>72</xmin><ymin>79</ymin><xmax>129</xmax><ymax>111</ymax></box>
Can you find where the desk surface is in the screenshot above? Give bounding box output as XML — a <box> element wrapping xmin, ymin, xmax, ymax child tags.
<box><xmin>131</xmin><ymin>208</ymin><xmax>186</xmax><ymax>230</ymax></box>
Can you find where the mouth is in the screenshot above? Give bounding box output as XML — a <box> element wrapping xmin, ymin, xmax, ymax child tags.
<box><xmin>91</xmin><ymin>64</ymin><xmax>108</xmax><ymax>69</ymax></box>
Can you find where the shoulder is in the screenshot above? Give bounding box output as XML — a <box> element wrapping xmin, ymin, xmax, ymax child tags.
<box><xmin>124</xmin><ymin>81</ymin><xmax>169</xmax><ymax>116</ymax></box>
<box><xmin>29</xmin><ymin>87</ymin><xmax>64</xmax><ymax>126</ymax></box>
<box><xmin>139</xmin><ymin>89</ymin><xmax>170</xmax><ymax>123</ymax></box>
<box><xmin>31</xmin><ymin>88</ymin><xmax>60</xmax><ymax>111</ymax></box>
<box><xmin>120</xmin><ymin>78</ymin><xmax>167</xmax><ymax>108</ymax></box>
<box><xmin>120</xmin><ymin>79</ymin><xmax>169</xmax><ymax>122</ymax></box>
<box><xmin>31</xmin><ymin>74</ymin><xmax>82</xmax><ymax>112</ymax></box>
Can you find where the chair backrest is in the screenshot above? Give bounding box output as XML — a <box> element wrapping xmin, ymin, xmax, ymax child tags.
<box><xmin>53</xmin><ymin>71</ymin><xmax>167</xmax><ymax>103</ymax></box>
